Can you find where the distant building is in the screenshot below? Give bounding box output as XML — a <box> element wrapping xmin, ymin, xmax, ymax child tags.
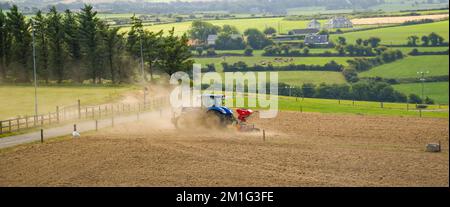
<box><xmin>288</xmin><ymin>28</ymin><xmax>319</xmax><ymax>36</ymax></box>
<box><xmin>304</xmin><ymin>34</ymin><xmax>329</xmax><ymax>45</ymax></box>
<box><xmin>188</xmin><ymin>39</ymin><xmax>201</xmax><ymax>47</ymax></box>
<box><xmin>308</xmin><ymin>19</ymin><xmax>321</xmax><ymax>30</ymax></box>
<box><xmin>326</xmin><ymin>16</ymin><xmax>353</xmax><ymax>29</ymax></box>
<box><xmin>207</xmin><ymin>35</ymin><xmax>218</xmax><ymax>45</ymax></box>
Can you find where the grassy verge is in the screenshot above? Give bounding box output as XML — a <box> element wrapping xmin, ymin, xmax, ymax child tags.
<box><xmin>0</xmin><ymin>85</ymin><xmax>137</xmax><ymax>120</ymax></box>
<box><xmin>393</xmin><ymin>82</ymin><xmax>449</xmax><ymax>104</ymax></box>
<box><xmin>359</xmin><ymin>55</ymin><xmax>449</xmax><ymax>79</ymax></box>
<box><xmin>193</xmin><ymin>56</ymin><xmax>352</xmax><ymax>70</ymax></box>
<box><xmin>227</xmin><ymin>94</ymin><xmax>448</xmax><ymax>118</ymax></box>
<box><xmin>331</xmin><ymin>20</ymin><xmax>449</xmax><ymax>45</ymax></box>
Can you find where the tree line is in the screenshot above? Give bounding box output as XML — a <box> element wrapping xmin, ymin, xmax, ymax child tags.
<box><xmin>0</xmin><ymin>5</ymin><xmax>192</xmax><ymax>84</ymax></box>
<box><xmin>188</xmin><ymin>20</ymin><xmax>273</xmax><ymax>51</ymax></box>
<box><xmin>407</xmin><ymin>32</ymin><xmax>447</xmax><ymax>47</ymax></box>
<box><xmin>278</xmin><ymin>81</ymin><xmax>434</xmax><ymax>104</ymax></box>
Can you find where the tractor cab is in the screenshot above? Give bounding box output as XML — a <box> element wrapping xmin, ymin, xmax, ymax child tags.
<box><xmin>201</xmin><ymin>94</ymin><xmax>225</xmax><ymax>108</ymax></box>
<box><xmin>200</xmin><ymin>94</ymin><xmax>233</xmax><ymax>116</ymax></box>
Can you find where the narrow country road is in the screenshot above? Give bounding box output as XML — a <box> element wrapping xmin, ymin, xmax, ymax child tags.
<box><xmin>0</xmin><ymin>110</ymin><xmax>167</xmax><ymax>149</ymax></box>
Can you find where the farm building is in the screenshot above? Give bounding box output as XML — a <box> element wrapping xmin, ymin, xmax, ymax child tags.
<box><xmin>187</xmin><ymin>39</ymin><xmax>201</xmax><ymax>47</ymax></box>
<box><xmin>308</xmin><ymin>19</ymin><xmax>321</xmax><ymax>30</ymax></box>
<box><xmin>304</xmin><ymin>34</ymin><xmax>329</xmax><ymax>45</ymax></box>
<box><xmin>326</xmin><ymin>16</ymin><xmax>353</xmax><ymax>29</ymax></box>
<box><xmin>288</xmin><ymin>28</ymin><xmax>319</xmax><ymax>36</ymax></box>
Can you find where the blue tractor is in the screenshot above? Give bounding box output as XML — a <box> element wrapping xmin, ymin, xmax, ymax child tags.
<box><xmin>171</xmin><ymin>94</ymin><xmax>236</xmax><ymax>129</ymax></box>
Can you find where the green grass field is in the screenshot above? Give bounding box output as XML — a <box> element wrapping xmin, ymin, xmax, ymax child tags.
<box><xmin>212</xmin><ymin>47</ymin><xmax>448</xmax><ymax>57</ymax></box>
<box><xmin>332</xmin><ymin>20</ymin><xmax>449</xmax><ymax>45</ymax></box>
<box><xmin>359</xmin><ymin>55</ymin><xmax>449</xmax><ymax>79</ymax></box>
<box><xmin>392</xmin><ymin>46</ymin><xmax>449</xmax><ymax>54</ymax></box>
<box><xmin>193</xmin><ymin>56</ymin><xmax>353</xmax><ymax>71</ymax></box>
<box><xmin>208</xmin><ymin>71</ymin><xmax>346</xmax><ymax>86</ymax></box>
<box><xmin>393</xmin><ymin>82</ymin><xmax>449</xmax><ymax>104</ymax></box>
<box><xmin>120</xmin><ymin>17</ymin><xmax>381</xmax><ymax>35</ymax></box>
<box><xmin>276</xmin><ymin>96</ymin><xmax>448</xmax><ymax>118</ymax></box>
<box><xmin>213</xmin><ymin>48</ymin><xmax>341</xmax><ymax>55</ymax></box>
<box><xmin>269</xmin><ymin>71</ymin><xmax>346</xmax><ymax>86</ymax></box>
<box><xmin>0</xmin><ymin>85</ymin><xmax>135</xmax><ymax>120</ymax></box>
<box><xmin>227</xmin><ymin>94</ymin><xmax>448</xmax><ymax>118</ymax></box>
<box><xmin>120</xmin><ymin>17</ymin><xmax>315</xmax><ymax>35</ymax></box>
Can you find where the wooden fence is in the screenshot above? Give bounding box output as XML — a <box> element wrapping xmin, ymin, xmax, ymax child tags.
<box><xmin>0</xmin><ymin>96</ymin><xmax>169</xmax><ymax>135</ymax></box>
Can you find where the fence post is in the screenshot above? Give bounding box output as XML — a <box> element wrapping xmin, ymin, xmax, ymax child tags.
<box><xmin>419</xmin><ymin>109</ymin><xmax>422</xmax><ymax>117</ymax></box>
<box><xmin>380</xmin><ymin>102</ymin><xmax>384</xmax><ymax>108</ymax></box>
<box><xmin>56</xmin><ymin>106</ymin><xmax>60</xmax><ymax>123</ymax></box>
<box><xmin>78</xmin><ymin>99</ymin><xmax>81</xmax><ymax>119</ymax></box>
<box><xmin>95</xmin><ymin>120</ymin><xmax>98</xmax><ymax>131</ymax></box>
<box><xmin>41</xmin><ymin>115</ymin><xmax>44</xmax><ymax>126</ymax></box>
<box><xmin>16</xmin><ymin>118</ymin><xmax>20</xmax><ymax>131</ymax></box>
<box><xmin>112</xmin><ymin>106</ymin><xmax>115</xmax><ymax>127</ymax></box>
<box><xmin>263</xmin><ymin>129</ymin><xmax>266</xmax><ymax>142</ymax></box>
<box><xmin>40</xmin><ymin>129</ymin><xmax>44</xmax><ymax>143</ymax></box>
<box><xmin>0</xmin><ymin>121</ymin><xmax>2</xmax><ymax>134</ymax></box>
<box><xmin>25</xmin><ymin>116</ymin><xmax>29</xmax><ymax>128</ymax></box>
<box><xmin>9</xmin><ymin>120</ymin><xmax>11</xmax><ymax>132</ymax></box>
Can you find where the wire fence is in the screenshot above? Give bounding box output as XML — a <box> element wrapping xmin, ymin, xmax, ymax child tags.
<box><xmin>0</xmin><ymin>96</ymin><xmax>169</xmax><ymax>135</ymax></box>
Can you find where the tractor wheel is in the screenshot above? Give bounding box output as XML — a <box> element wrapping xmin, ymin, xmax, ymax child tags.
<box><xmin>173</xmin><ymin>115</ymin><xmax>190</xmax><ymax>129</ymax></box>
<box><xmin>205</xmin><ymin>110</ymin><xmax>227</xmax><ymax>129</ymax></box>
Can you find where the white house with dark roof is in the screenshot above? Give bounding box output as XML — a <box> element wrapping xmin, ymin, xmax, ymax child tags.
<box><xmin>308</xmin><ymin>19</ymin><xmax>321</xmax><ymax>30</ymax></box>
<box><xmin>326</xmin><ymin>16</ymin><xmax>353</xmax><ymax>29</ymax></box>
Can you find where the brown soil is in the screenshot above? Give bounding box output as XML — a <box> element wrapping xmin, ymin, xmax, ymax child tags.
<box><xmin>0</xmin><ymin>111</ymin><xmax>448</xmax><ymax>187</ymax></box>
<box><xmin>352</xmin><ymin>14</ymin><xmax>449</xmax><ymax>25</ymax></box>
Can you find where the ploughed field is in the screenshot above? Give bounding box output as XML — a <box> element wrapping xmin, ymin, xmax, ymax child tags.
<box><xmin>0</xmin><ymin>111</ymin><xmax>448</xmax><ymax>187</ymax></box>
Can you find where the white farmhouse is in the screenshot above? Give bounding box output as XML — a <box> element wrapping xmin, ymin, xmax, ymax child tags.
<box><xmin>326</xmin><ymin>16</ymin><xmax>353</xmax><ymax>29</ymax></box>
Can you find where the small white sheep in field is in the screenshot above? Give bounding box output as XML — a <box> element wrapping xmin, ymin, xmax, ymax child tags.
<box><xmin>72</xmin><ymin>124</ymin><xmax>80</xmax><ymax>138</ymax></box>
